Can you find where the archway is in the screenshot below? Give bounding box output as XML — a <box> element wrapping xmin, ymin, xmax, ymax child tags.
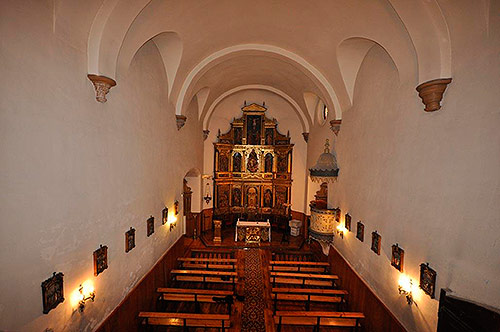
<box><xmin>183</xmin><ymin>168</ymin><xmax>202</xmax><ymax>238</ymax></box>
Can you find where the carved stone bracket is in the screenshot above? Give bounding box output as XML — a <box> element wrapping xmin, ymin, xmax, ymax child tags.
<box><xmin>203</xmin><ymin>129</ymin><xmax>210</xmax><ymax>141</ymax></box>
<box><xmin>176</xmin><ymin>115</ymin><xmax>187</xmax><ymax>130</ymax></box>
<box><xmin>87</xmin><ymin>74</ymin><xmax>116</xmax><ymax>103</ymax></box>
<box><xmin>330</xmin><ymin>120</ymin><xmax>342</xmax><ymax>136</ymax></box>
<box><xmin>302</xmin><ymin>132</ymin><xmax>309</xmax><ymax>143</ymax></box>
<box><xmin>416</xmin><ymin>78</ymin><xmax>452</xmax><ymax>112</ymax></box>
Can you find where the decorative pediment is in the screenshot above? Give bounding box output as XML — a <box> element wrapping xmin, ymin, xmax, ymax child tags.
<box><xmin>242</xmin><ymin>102</ymin><xmax>267</xmax><ymax>112</ymax></box>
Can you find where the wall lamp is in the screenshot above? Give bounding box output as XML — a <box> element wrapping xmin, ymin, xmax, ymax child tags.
<box><xmin>204</xmin><ymin>182</ymin><xmax>212</xmax><ymax>204</ymax></box>
<box><xmin>75</xmin><ymin>280</ymin><xmax>95</xmax><ymax>312</ymax></box>
<box><xmin>336</xmin><ymin>224</ymin><xmax>347</xmax><ymax>239</ymax></box>
<box><xmin>168</xmin><ymin>214</ymin><xmax>178</xmax><ymax>232</ymax></box>
<box><xmin>398</xmin><ymin>275</ymin><xmax>413</xmax><ymax>305</ymax></box>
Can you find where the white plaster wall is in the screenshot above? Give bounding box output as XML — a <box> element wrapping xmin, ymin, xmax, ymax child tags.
<box><xmin>0</xmin><ymin>2</ymin><xmax>203</xmax><ymax>331</ymax></box>
<box><xmin>203</xmin><ymin>90</ymin><xmax>308</xmax><ymax>213</ymax></box>
<box><xmin>327</xmin><ymin>5</ymin><xmax>500</xmax><ymax>331</ymax></box>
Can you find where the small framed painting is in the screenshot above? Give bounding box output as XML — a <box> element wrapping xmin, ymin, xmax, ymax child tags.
<box><xmin>174</xmin><ymin>200</ymin><xmax>179</xmax><ymax>215</ymax></box>
<box><xmin>345</xmin><ymin>214</ymin><xmax>351</xmax><ymax>231</ymax></box>
<box><xmin>335</xmin><ymin>208</ymin><xmax>341</xmax><ymax>222</ymax></box>
<box><xmin>356</xmin><ymin>221</ymin><xmax>364</xmax><ymax>242</ymax></box>
<box><xmin>420</xmin><ymin>263</ymin><xmax>437</xmax><ymax>298</ymax></box>
<box><xmin>93</xmin><ymin>244</ymin><xmax>108</xmax><ymax>276</ymax></box>
<box><xmin>125</xmin><ymin>227</ymin><xmax>136</xmax><ymax>253</ymax></box>
<box><xmin>391</xmin><ymin>244</ymin><xmax>404</xmax><ymax>272</ymax></box>
<box><xmin>371</xmin><ymin>231</ymin><xmax>381</xmax><ymax>255</ymax></box>
<box><xmin>162</xmin><ymin>207</ymin><xmax>168</xmax><ymax>225</ymax></box>
<box><xmin>147</xmin><ymin>216</ymin><xmax>154</xmax><ymax>237</ymax></box>
<box><xmin>41</xmin><ymin>272</ymin><xmax>64</xmax><ymax>314</ymax></box>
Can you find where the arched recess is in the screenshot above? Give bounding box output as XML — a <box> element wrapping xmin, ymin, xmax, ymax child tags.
<box><xmin>88</xmin><ymin>1</ymin><xmax>183</xmax><ymax>97</ymax></box>
<box><xmin>183</xmin><ymin>168</ymin><xmax>202</xmax><ymax>237</ymax></box>
<box><xmin>87</xmin><ymin>0</ymin><xmax>152</xmax><ymax>78</ymax></box>
<box><xmin>176</xmin><ymin>44</ymin><xmax>342</xmax><ymax>120</ymax></box>
<box><xmin>337</xmin><ymin>38</ymin><xmax>400</xmax><ymax>104</ymax></box>
<box><xmin>203</xmin><ymin>85</ymin><xmax>310</xmax><ymax>133</ymax></box>
<box><xmin>385</xmin><ymin>0</ymin><xmax>452</xmax><ymax>82</ymax></box>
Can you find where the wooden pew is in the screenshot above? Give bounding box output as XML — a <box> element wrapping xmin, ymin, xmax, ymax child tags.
<box><xmin>190</xmin><ymin>249</ymin><xmax>234</xmax><ymax>259</ymax></box>
<box><xmin>272</xmin><ymin>287</ymin><xmax>348</xmax><ymax>312</ymax></box>
<box><xmin>274</xmin><ymin>311</ymin><xmax>364</xmax><ymax>332</ymax></box>
<box><xmin>272</xmin><ymin>251</ymin><xmax>314</xmax><ymax>262</ymax></box>
<box><xmin>157</xmin><ymin>288</ymin><xmax>234</xmax><ymax>314</ymax></box>
<box><xmin>171</xmin><ymin>269</ymin><xmax>237</xmax><ymax>289</ymax></box>
<box><xmin>270</xmin><ymin>260</ymin><xmax>329</xmax><ymax>273</ymax></box>
<box><xmin>177</xmin><ymin>257</ymin><xmax>237</xmax><ymax>270</ymax></box>
<box><xmin>270</xmin><ymin>271</ymin><xmax>338</xmax><ymax>288</ymax></box>
<box><xmin>139</xmin><ymin>312</ymin><xmax>230</xmax><ymax>331</ymax></box>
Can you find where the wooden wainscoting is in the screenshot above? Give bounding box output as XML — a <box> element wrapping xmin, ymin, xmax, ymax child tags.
<box><xmin>312</xmin><ymin>241</ymin><xmax>407</xmax><ymax>332</ymax></box>
<box><xmin>95</xmin><ymin>236</ymin><xmax>192</xmax><ymax>332</ymax></box>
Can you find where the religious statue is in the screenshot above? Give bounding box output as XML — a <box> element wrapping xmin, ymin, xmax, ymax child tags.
<box><xmin>232</xmin><ymin>153</ymin><xmax>242</xmax><ymax>172</ymax></box>
<box><xmin>247</xmin><ymin>187</ymin><xmax>258</xmax><ymax>208</ymax></box>
<box><xmin>219</xmin><ymin>154</ymin><xmax>229</xmax><ymax>172</ymax></box>
<box><xmin>247</xmin><ymin>115</ymin><xmax>261</xmax><ymax>145</ymax></box>
<box><xmin>232</xmin><ymin>188</ymin><xmax>242</xmax><ymax>206</ymax></box>
<box><xmin>265</xmin><ymin>153</ymin><xmax>273</xmax><ymax>172</ymax></box>
<box><xmin>247</xmin><ymin>149</ymin><xmax>259</xmax><ymax>173</ymax></box>
<box><xmin>263</xmin><ymin>189</ymin><xmax>273</xmax><ymax>207</ymax></box>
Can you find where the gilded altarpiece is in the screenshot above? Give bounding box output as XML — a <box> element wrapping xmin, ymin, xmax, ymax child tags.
<box><xmin>213</xmin><ymin>103</ymin><xmax>293</xmax><ymax>220</ymax></box>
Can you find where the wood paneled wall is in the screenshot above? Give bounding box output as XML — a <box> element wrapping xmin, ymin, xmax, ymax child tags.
<box><xmin>312</xmin><ymin>242</ymin><xmax>407</xmax><ymax>332</ymax></box>
<box><xmin>95</xmin><ymin>237</ymin><xmax>191</xmax><ymax>332</ymax></box>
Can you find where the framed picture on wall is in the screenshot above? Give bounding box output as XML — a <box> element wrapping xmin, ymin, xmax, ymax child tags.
<box><xmin>41</xmin><ymin>272</ymin><xmax>64</xmax><ymax>314</ymax></box>
<box><xmin>125</xmin><ymin>227</ymin><xmax>136</xmax><ymax>253</ymax></box>
<box><xmin>162</xmin><ymin>207</ymin><xmax>168</xmax><ymax>225</ymax></box>
<box><xmin>356</xmin><ymin>221</ymin><xmax>364</xmax><ymax>242</ymax></box>
<box><xmin>420</xmin><ymin>263</ymin><xmax>437</xmax><ymax>298</ymax></box>
<box><xmin>174</xmin><ymin>200</ymin><xmax>179</xmax><ymax>216</ymax></box>
<box><xmin>391</xmin><ymin>244</ymin><xmax>404</xmax><ymax>272</ymax></box>
<box><xmin>93</xmin><ymin>244</ymin><xmax>108</xmax><ymax>276</ymax></box>
<box><xmin>345</xmin><ymin>213</ymin><xmax>351</xmax><ymax>231</ymax></box>
<box><xmin>146</xmin><ymin>216</ymin><xmax>154</xmax><ymax>237</ymax></box>
<box><xmin>371</xmin><ymin>231</ymin><xmax>381</xmax><ymax>255</ymax></box>
<box><xmin>335</xmin><ymin>208</ymin><xmax>341</xmax><ymax>222</ymax></box>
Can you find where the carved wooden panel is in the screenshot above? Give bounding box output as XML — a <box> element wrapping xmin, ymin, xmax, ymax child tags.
<box><xmin>213</xmin><ymin>103</ymin><xmax>292</xmax><ymax>217</ymax></box>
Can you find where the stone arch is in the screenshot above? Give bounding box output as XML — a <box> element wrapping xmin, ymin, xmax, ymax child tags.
<box><xmin>203</xmin><ymin>85</ymin><xmax>310</xmax><ymax>132</ymax></box>
<box><xmin>176</xmin><ymin>44</ymin><xmax>342</xmax><ymax>120</ymax></box>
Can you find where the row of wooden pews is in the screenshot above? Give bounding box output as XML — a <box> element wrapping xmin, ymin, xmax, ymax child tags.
<box><xmin>139</xmin><ymin>250</ymin><xmax>236</xmax><ymax>331</ymax></box>
<box><xmin>271</xmin><ymin>251</ymin><xmax>365</xmax><ymax>331</ymax></box>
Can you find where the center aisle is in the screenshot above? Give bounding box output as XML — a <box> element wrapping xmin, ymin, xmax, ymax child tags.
<box><xmin>241</xmin><ymin>249</ymin><xmax>268</xmax><ymax>332</ymax></box>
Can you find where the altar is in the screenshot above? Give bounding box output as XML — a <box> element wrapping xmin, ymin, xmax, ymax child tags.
<box><xmin>235</xmin><ymin>220</ymin><xmax>271</xmax><ymax>243</ymax></box>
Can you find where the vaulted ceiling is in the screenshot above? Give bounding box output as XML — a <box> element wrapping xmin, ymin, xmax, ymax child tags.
<box><xmin>65</xmin><ymin>0</ymin><xmax>453</xmax><ymax>126</ymax></box>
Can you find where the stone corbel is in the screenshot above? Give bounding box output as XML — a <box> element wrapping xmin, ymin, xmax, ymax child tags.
<box><xmin>87</xmin><ymin>74</ymin><xmax>116</xmax><ymax>103</ymax></box>
<box><xmin>176</xmin><ymin>115</ymin><xmax>187</xmax><ymax>130</ymax></box>
<box><xmin>416</xmin><ymin>78</ymin><xmax>452</xmax><ymax>112</ymax></box>
<box><xmin>330</xmin><ymin>120</ymin><xmax>342</xmax><ymax>136</ymax></box>
<box><xmin>203</xmin><ymin>130</ymin><xmax>210</xmax><ymax>141</ymax></box>
<box><xmin>302</xmin><ymin>132</ymin><xmax>309</xmax><ymax>143</ymax></box>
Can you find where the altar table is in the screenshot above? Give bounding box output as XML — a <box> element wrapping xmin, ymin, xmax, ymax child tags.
<box><xmin>235</xmin><ymin>220</ymin><xmax>271</xmax><ymax>243</ymax></box>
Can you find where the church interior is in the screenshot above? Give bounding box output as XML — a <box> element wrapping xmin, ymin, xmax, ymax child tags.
<box><xmin>1</xmin><ymin>1</ymin><xmax>500</xmax><ymax>331</ymax></box>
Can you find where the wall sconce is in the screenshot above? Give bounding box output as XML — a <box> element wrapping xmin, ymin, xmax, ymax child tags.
<box><xmin>336</xmin><ymin>224</ymin><xmax>347</xmax><ymax>239</ymax></box>
<box><xmin>71</xmin><ymin>280</ymin><xmax>95</xmax><ymax>312</ymax></box>
<box><xmin>204</xmin><ymin>182</ymin><xmax>212</xmax><ymax>204</ymax></box>
<box><xmin>398</xmin><ymin>275</ymin><xmax>414</xmax><ymax>305</ymax></box>
<box><xmin>168</xmin><ymin>214</ymin><xmax>178</xmax><ymax>232</ymax></box>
